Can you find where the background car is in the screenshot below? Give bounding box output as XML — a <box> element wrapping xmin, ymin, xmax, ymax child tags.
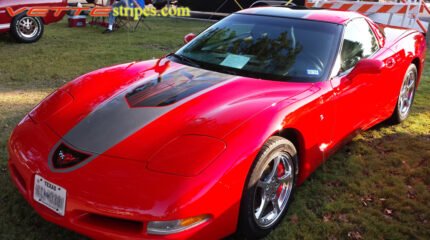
<box><xmin>175</xmin><ymin>0</ymin><xmax>305</xmax><ymax>13</ymax></box>
<box><xmin>8</xmin><ymin>6</ymin><xmax>426</xmax><ymax>239</ymax></box>
<box><xmin>0</xmin><ymin>0</ymin><xmax>67</xmax><ymax>43</ymax></box>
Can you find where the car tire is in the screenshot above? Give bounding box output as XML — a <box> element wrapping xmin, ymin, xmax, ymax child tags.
<box><xmin>237</xmin><ymin>136</ymin><xmax>298</xmax><ymax>239</ymax></box>
<box><xmin>10</xmin><ymin>13</ymin><xmax>44</xmax><ymax>43</ymax></box>
<box><xmin>389</xmin><ymin>64</ymin><xmax>417</xmax><ymax>124</ymax></box>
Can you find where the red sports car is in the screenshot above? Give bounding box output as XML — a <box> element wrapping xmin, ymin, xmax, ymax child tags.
<box><xmin>0</xmin><ymin>0</ymin><xmax>67</xmax><ymax>43</ymax></box>
<box><xmin>8</xmin><ymin>6</ymin><xmax>426</xmax><ymax>239</ymax></box>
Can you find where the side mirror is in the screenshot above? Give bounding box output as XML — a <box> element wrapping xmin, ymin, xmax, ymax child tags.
<box><xmin>349</xmin><ymin>59</ymin><xmax>384</xmax><ymax>79</ymax></box>
<box><xmin>184</xmin><ymin>33</ymin><xmax>196</xmax><ymax>44</ymax></box>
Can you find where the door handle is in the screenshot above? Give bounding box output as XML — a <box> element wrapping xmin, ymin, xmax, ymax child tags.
<box><xmin>386</xmin><ymin>57</ymin><xmax>396</xmax><ymax>69</ymax></box>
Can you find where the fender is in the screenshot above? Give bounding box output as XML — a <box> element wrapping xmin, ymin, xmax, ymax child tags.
<box><xmin>219</xmin><ymin>80</ymin><xmax>335</xmax><ymax>197</ymax></box>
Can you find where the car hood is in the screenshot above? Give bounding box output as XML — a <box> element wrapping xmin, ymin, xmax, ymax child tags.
<box><xmin>34</xmin><ymin>59</ymin><xmax>313</xmax><ymax>160</ymax></box>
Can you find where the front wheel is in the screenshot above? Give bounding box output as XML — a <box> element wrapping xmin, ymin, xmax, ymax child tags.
<box><xmin>10</xmin><ymin>14</ymin><xmax>44</xmax><ymax>43</ymax></box>
<box><xmin>389</xmin><ymin>64</ymin><xmax>417</xmax><ymax>124</ymax></box>
<box><xmin>237</xmin><ymin>136</ymin><xmax>298</xmax><ymax>239</ymax></box>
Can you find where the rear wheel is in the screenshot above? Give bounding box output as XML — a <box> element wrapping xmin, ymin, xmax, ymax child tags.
<box><xmin>237</xmin><ymin>136</ymin><xmax>298</xmax><ymax>239</ymax></box>
<box><xmin>10</xmin><ymin>14</ymin><xmax>44</xmax><ymax>43</ymax></box>
<box><xmin>389</xmin><ymin>64</ymin><xmax>417</xmax><ymax>124</ymax></box>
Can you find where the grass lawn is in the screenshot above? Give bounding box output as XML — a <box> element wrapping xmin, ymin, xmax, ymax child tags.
<box><xmin>0</xmin><ymin>18</ymin><xmax>429</xmax><ymax>239</ymax></box>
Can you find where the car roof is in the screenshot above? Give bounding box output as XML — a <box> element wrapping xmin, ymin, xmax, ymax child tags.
<box><xmin>237</xmin><ymin>7</ymin><xmax>365</xmax><ymax>24</ymax></box>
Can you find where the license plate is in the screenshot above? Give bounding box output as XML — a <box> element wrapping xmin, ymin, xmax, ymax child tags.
<box><xmin>33</xmin><ymin>175</ymin><xmax>67</xmax><ymax>216</ymax></box>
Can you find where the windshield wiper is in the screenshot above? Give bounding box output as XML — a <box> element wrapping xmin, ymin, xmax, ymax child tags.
<box><xmin>167</xmin><ymin>53</ymin><xmax>201</xmax><ymax>68</ymax></box>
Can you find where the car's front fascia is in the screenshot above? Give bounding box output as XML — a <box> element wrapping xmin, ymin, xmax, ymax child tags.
<box><xmin>7</xmin><ymin>113</ymin><xmax>250</xmax><ymax>239</ymax></box>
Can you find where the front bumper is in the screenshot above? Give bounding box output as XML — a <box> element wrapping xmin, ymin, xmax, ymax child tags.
<box><xmin>8</xmin><ymin>116</ymin><xmax>239</xmax><ymax>239</ymax></box>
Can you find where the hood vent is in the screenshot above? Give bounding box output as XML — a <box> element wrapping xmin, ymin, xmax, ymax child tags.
<box><xmin>126</xmin><ymin>69</ymin><xmax>227</xmax><ymax>107</ymax></box>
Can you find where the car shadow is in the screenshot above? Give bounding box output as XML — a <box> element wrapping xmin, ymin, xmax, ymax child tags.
<box><xmin>0</xmin><ymin>33</ymin><xmax>14</xmax><ymax>44</ymax></box>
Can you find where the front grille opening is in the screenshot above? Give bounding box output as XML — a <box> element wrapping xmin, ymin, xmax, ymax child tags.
<box><xmin>10</xmin><ymin>164</ymin><xmax>27</xmax><ymax>193</ymax></box>
<box><xmin>77</xmin><ymin>213</ymin><xmax>144</xmax><ymax>235</ymax></box>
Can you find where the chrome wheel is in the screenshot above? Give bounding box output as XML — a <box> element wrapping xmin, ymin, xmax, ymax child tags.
<box><xmin>253</xmin><ymin>152</ymin><xmax>294</xmax><ymax>228</ymax></box>
<box><xmin>17</xmin><ymin>17</ymin><xmax>39</xmax><ymax>39</ymax></box>
<box><xmin>398</xmin><ymin>70</ymin><xmax>416</xmax><ymax>118</ymax></box>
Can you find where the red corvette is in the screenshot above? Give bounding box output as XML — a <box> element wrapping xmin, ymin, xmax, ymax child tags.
<box><xmin>8</xmin><ymin>7</ymin><xmax>426</xmax><ymax>239</ymax></box>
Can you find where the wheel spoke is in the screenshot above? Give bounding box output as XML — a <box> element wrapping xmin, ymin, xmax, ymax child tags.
<box><xmin>407</xmin><ymin>80</ymin><xmax>415</xmax><ymax>90</ymax></box>
<box><xmin>272</xmin><ymin>198</ymin><xmax>280</xmax><ymax>214</ymax></box>
<box><xmin>279</xmin><ymin>171</ymin><xmax>293</xmax><ymax>184</ymax></box>
<box><xmin>401</xmin><ymin>86</ymin><xmax>407</xmax><ymax>96</ymax></box>
<box><xmin>267</xmin><ymin>156</ymin><xmax>281</xmax><ymax>180</ymax></box>
<box><xmin>255</xmin><ymin>196</ymin><xmax>269</xmax><ymax>220</ymax></box>
<box><xmin>400</xmin><ymin>98</ymin><xmax>405</xmax><ymax>111</ymax></box>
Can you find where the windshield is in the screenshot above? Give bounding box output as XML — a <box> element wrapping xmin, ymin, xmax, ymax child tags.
<box><xmin>174</xmin><ymin>14</ymin><xmax>342</xmax><ymax>82</ymax></box>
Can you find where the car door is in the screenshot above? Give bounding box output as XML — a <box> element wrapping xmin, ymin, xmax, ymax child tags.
<box><xmin>330</xmin><ymin>18</ymin><xmax>382</xmax><ymax>145</ymax></box>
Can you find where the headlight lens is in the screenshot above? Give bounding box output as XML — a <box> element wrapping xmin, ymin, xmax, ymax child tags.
<box><xmin>29</xmin><ymin>90</ymin><xmax>73</xmax><ymax>123</ymax></box>
<box><xmin>147</xmin><ymin>215</ymin><xmax>210</xmax><ymax>235</ymax></box>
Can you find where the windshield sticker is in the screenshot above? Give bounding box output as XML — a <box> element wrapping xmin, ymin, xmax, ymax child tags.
<box><xmin>220</xmin><ymin>54</ymin><xmax>250</xmax><ymax>69</ymax></box>
<box><xmin>307</xmin><ymin>69</ymin><xmax>320</xmax><ymax>76</ymax></box>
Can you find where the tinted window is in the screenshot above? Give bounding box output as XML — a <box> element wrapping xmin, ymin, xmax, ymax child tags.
<box><xmin>175</xmin><ymin>14</ymin><xmax>342</xmax><ymax>82</ymax></box>
<box><xmin>340</xmin><ymin>18</ymin><xmax>379</xmax><ymax>72</ymax></box>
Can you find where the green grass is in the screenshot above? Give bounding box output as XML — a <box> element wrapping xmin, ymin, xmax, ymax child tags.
<box><xmin>0</xmin><ymin>18</ymin><xmax>429</xmax><ymax>239</ymax></box>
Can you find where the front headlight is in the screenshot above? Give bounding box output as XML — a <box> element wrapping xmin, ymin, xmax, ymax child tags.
<box><xmin>147</xmin><ymin>215</ymin><xmax>210</xmax><ymax>235</ymax></box>
<box><xmin>29</xmin><ymin>89</ymin><xmax>73</xmax><ymax>123</ymax></box>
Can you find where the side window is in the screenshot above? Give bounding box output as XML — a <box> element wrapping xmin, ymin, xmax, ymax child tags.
<box><xmin>340</xmin><ymin>18</ymin><xmax>379</xmax><ymax>72</ymax></box>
